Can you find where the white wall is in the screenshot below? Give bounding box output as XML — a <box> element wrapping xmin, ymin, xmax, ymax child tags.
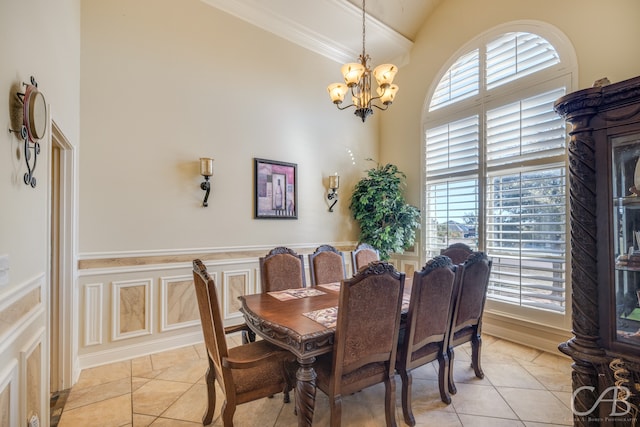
<box><xmin>0</xmin><ymin>0</ymin><xmax>81</xmax><ymax>424</ymax></box>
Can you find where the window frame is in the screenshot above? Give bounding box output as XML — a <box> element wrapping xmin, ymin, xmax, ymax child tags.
<box><xmin>421</xmin><ymin>21</ymin><xmax>577</xmax><ymax>328</ymax></box>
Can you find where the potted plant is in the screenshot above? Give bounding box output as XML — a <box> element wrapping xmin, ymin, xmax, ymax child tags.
<box><xmin>349</xmin><ymin>161</ymin><xmax>420</xmax><ymax>260</ymax></box>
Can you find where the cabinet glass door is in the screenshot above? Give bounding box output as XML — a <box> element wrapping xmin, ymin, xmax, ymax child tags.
<box><xmin>612</xmin><ymin>133</ymin><xmax>640</xmax><ymax>346</ymax></box>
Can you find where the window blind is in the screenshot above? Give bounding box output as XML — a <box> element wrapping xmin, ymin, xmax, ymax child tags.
<box><xmin>426</xmin><ymin>116</ymin><xmax>479</xmax><ymax>177</ymax></box>
<box><xmin>429</xmin><ymin>49</ymin><xmax>479</xmax><ymax>111</ymax></box>
<box><xmin>486</xmin><ymin>32</ymin><xmax>560</xmax><ymax>90</ymax></box>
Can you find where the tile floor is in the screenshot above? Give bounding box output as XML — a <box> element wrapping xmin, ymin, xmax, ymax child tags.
<box><xmin>56</xmin><ymin>334</ymin><xmax>575</xmax><ymax>426</ymax></box>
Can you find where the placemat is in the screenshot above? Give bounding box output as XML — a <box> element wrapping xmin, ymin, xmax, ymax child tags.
<box><xmin>303</xmin><ymin>306</ymin><xmax>338</xmax><ymax>328</ymax></box>
<box><xmin>268</xmin><ymin>288</ymin><xmax>326</xmax><ymax>301</ymax></box>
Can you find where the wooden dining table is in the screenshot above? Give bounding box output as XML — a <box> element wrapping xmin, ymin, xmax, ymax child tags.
<box><xmin>239</xmin><ymin>279</ymin><xmax>412</xmax><ymax>427</ymax></box>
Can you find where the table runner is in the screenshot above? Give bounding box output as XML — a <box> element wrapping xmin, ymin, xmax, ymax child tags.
<box><xmin>268</xmin><ymin>288</ymin><xmax>326</xmax><ymax>301</ymax></box>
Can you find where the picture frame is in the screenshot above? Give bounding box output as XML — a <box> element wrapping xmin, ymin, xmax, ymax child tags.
<box><xmin>254</xmin><ymin>158</ymin><xmax>298</xmax><ymax>219</ymax></box>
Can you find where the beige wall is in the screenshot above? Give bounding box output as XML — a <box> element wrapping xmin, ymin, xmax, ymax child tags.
<box><xmin>0</xmin><ymin>0</ymin><xmax>81</xmax><ymax>423</ymax></box>
<box><xmin>80</xmin><ymin>0</ymin><xmax>377</xmax><ymax>255</ymax></box>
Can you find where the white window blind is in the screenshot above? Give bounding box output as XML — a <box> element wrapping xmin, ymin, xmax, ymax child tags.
<box><xmin>486</xmin><ymin>87</ymin><xmax>566</xmax><ymax>167</ymax></box>
<box><xmin>424</xmin><ymin>28</ymin><xmax>568</xmax><ymax>314</ymax></box>
<box><xmin>426</xmin><ymin>116</ymin><xmax>479</xmax><ymax>177</ymax></box>
<box><xmin>485</xmin><ymin>168</ymin><xmax>566</xmax><ymax>312</ymax></box>
<box><xmin>486</xmin><ymin>32</ymin><xmax>560</xmax><ymax>90</ymax></box>
<box><xmin>429</xmin><ymin>49</ymin><xmax>479</xmax><ymax>111</ymax></box>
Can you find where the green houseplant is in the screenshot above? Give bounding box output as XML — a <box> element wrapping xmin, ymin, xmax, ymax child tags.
<box><xmin>349</xmin><ymin>161</ymin><xmax>420</xmax><ymax>260</ymax></box>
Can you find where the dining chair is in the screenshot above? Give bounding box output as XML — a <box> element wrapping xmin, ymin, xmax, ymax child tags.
<box><xmin>395</xmin><ymin>255</ymin><xmax>459</xmax><ymax>425</ymax></box>
<box><xmin>440</xmin><ymin>242</ymin><xmax>473</xmax><ymax>265</ymax></box>
<box><xmin>259</xmin><ymin>246</ymin><xmax>306</xmax><ymax>292</ymax></box>
<box><xmin>192</xmin><ymin>259</ymin><xmax>295</xmax><ymax>426</ymax></box>
<box><xmin>308</xmin><ymin>244</ymin><xmax>347</xmax><ymax>286</ymax></box>
<box><xmin>315</xmin><ymin>261</ymin><xmax>405</xmax><ymax>427</ymax></box>
<box><xmin>447</xmin><ymin>251</ymin><xmax>492</xmax><ymax>394</ymax></box>
<box><xmin>350</xmin><ymin>242</ymin><xmax>380</xmax><ymax>273</ymax></box>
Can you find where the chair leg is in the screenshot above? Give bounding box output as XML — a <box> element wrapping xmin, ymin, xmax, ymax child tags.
<box><xmin>447</xmin><ymin>346</ymin><xmax>457</xmax><ymax>395</ymax></box>
<box><xmin>471</xmin><ymin>334</ymin><xmax>484</xmax><ymax>379</ymax></box>
<box><xmin>221</xmin><ymin>401</ymin><xmax>236</xmax><ymax>427</ymax></box>
<box><xmin>329</xmin><ymin>395</ymin><xmax>342</xmax><ymax>427</ymax></box>
<box><xmin>203</xmin><ymin>357</ymin><xmax>217</xmax><ymax>425</ymax></box>
<box><xmin>437</xmin><ymin>352</ymin><xmax>452</xmax><ymax>404</ymax></box>
<box><xmin>399</xmin><ymin>369</ymin><xmax>415</xmax><ymax>426</ymax></box>
<box><xmin>384</xmin><ymin>376</ymin><xmax>398</xmax><ymax>427</ymax></box>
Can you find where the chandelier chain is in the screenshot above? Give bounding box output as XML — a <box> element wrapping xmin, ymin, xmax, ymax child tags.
<box><xmin>361</xmin><ymin>0</ymin><xmax>366</xmax><ymax>58</ymax></box>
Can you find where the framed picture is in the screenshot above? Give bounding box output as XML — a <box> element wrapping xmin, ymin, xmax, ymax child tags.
<box><xmin>254</xmin><ymin>158</ymin><xmax>298</xmax><ymax>219</ymax></box>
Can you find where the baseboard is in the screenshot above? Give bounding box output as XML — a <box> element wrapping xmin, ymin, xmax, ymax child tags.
<box><xmin>482</xmin><ymin>311</ymin><xmax>572</xmax><ymax>357</ymax></box>
<box><xmin>77</xmin><ymin>331</ymin><xmax>204</xmax><ymax>370</ymax></box>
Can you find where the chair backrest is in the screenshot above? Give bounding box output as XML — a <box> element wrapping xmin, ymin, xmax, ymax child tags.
<box><xmin>308</xmin><ymin>244</ymin><xmax>346</xmax><ymax>286</ymax></box>
<box><xmin>450</xmin><ymin>252</ymin><xmax>492</xmax><ymax>334</ymax></box>
<box><xmin>440</xmin><ymin>242</ymin><xmax>473</xmax><ymax>265</ymax></box>
<box><xmin>400</xmin><ymin>255</ymin><xmax>458</xmax><ymax>367</ymax></box>
<box><xmin>331</xmin><ymin>261</ymin><xmax>405</xmax><ymax>394</ymax></box>
<box><xmin>259</xmin><ymin>246</ymin><xmax>306</xmax><ymax>292</ymax></box>
<box><xmin>351</xmin><ymin>242</ymin><xmax>380</xmax><ymax>273</ymax></box>
<box><xmin>192</xmin><ymin>259</ymin><xmax>232</xmax><ymax>393</ymax></box>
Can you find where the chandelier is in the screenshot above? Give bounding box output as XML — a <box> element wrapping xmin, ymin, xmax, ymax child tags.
<box><xmin>327</xmin><ymin>0</ymin><xmax>399</xmax><ymax>122</ymax></box>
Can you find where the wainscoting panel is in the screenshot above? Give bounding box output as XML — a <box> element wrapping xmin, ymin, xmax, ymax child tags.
<box><xmin>83</xmin><ymin>283</ymin><xmax>103</xmax><ymax>346</ymax></box>
<box><xmin>223</xmin><ymin>269</ymin><xmax>250</xmax><ymax>321</ymax></box>
<box><xmin>0</xmin><ymin>359</ymin><xmax>18</xmax><ymax>427</ymax></box>
<box><xmin>111</xmin><ymin>279</ymin><xmax>152</xmax><ymax>341</ymax></box>
<box><xmin>20</xmin><ymin>327</ymin><xmax>46</xmax><ymax>427</ymax></box>
<box><xmin>160</xmin><ymin>274</ymin><xmax>200</xmax><ymax>332</ymax></box>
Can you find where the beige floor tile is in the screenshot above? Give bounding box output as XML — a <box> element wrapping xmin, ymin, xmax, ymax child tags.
<box><xmin>132</xmin><ymin>379</ymin><xmax>192</xmax><ymax>416</ymax></box>
<box><xmin>161</xmin><ymin>383</ymin><xmax>207</xmax><ymax>423</ymax></box>
<box><xmin>524</xmin><ymin>422</ymin><xmax>575</xmax><ymax>427</ymax></box>
<box><xmin>193</xmin><ymin>342</ymin><xmax>207</xmax><ymax>359</ymax></box>
<box><xmin>518</xmin><ymin>362</ymin><xmax>572</xmax><ymax>392</ymax></box>
<box><xmin>132</xmin><ymin>413</ymin><xmax>156</xmax><ymax>427</ymax></box>
<box><xmin>458</xmin><ymin>414</ymin><xmax>524</xmax><ymax>426</ymax></box>
<box><xmin>531</xmin><ymin>351</ymin><xmax>572</xmax><ymax>372</ymax></box>
<box><xmin>398</xmin><ymin>378</ymin><xmax>455</xmax><ymax>416</ymax></box>
<box><xmin>132</xmin><ymin>377</ymin><xmax>152</xmax><ymax>392</ymax></box>
<box><xmin>409</xmin><ymin>361</ymin><xmax>438</xmax><ymax>380</ymax></box>
<box><xmin>65</xmin><ymin>377</ymin><xmax>131</xmax><ymax>410</ymax></box>
<box><xmin>482</xmin><ymin>339</ymin><xmax>542</xmax><ymax>363</ymax></box>
<box><xmin>498</xmin><ymin>387</ymin><xmax>573</xmax><ymax>425</ymax></box>
<box><xmin>551</xmin><ymin>390</ymin><xmax>573</xmax><ymax>410</ymax></box>
<box><xmin>150</xmin><ymin>346</ymin><xmax>200</xmax><ymax>372</ymax></box>
<box><xmin>483</xmin><ymin>362</ymin><xmax>545</xmax><ymax>389</ymax></box>
<box><xmin>73</xmin><ymin>360</ymin><xmax>131</xmax><ymax>389</ymax></box>
<box><xmin>131</xmin><ymin>356</ymin><xmax>153</xmax><ymax>376</ymax></box>
<box><xmin>154</xmin><ymin>358</ymin><xmax>208</xmax><ymax>384</ymax></box>
<box><xmin>449</xmin><ymin>359</ymin><xmax>492</xmax><ymax>388</ymax></box>
<box><xmin>451</xmin><ymin>383</ymin><xmax>518</xmax><ymax>419</ymax></box>
<box><xmin>58</xmin><ymin>393</ymin><xmax>131</xmax><ymax>427</ymax></box>
<box><xmin>210</xmin><ymin>394</ymin><xmax>287</xmax><ymax>426</ymax></box>
<box><xmin>413</xmin><ymin>409</ymin><xmax>462</xmax><ymax>426</ymax></box>
<box><xmin>150</xmin><ymin>418</ymin><xmax>202</xmax><ymax>426</ymax></box>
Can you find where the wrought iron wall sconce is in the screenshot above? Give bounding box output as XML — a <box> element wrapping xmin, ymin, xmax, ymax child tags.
<box><xmin>9</xmin><ymin>76</ymin><xmax>47</xmax><ymax>188</ymax></box>
<box><xmin>200</xmin><ymin>158</ymin><xmax>213</xmax><ymax>207</ymax></box>
<box><xmin>328</xmin><ymin>174</ymin><xmax>340</xmax><ymax>212</ymax></box>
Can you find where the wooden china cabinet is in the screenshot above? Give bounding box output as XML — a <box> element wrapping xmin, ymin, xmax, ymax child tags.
<box><xmin>555</xmin><ymin>75</ymin><xmax>640</xmax><ymax>426</ymax></box>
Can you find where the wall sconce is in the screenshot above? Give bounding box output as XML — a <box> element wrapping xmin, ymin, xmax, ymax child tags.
<box><xmin>200</xmin><ymin>157</ymin><xmax>213</xmax><ymax>207</ymax></box>
<box><xmin>328</xmin><ymin>174</ymin><xmax>339</xmax><ymax>212</ymax></box>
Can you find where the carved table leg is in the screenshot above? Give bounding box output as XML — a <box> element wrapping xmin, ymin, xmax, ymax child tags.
<box><xmin>295</xmin><ymin>356</ymin><xmax>317</xmax><ymax>427</ymax></box>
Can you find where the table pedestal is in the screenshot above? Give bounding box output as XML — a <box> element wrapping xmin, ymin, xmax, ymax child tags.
<box><xmin>295</xmin><ymin>356</ymin><xmax>317</xmax><ymax>427</ymax></box>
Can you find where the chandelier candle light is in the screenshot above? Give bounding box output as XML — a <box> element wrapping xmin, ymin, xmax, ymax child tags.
<box><xmin>327</xmin><ymin>0</ymin><xmax>399</xmax><ymax>122</ymax></box>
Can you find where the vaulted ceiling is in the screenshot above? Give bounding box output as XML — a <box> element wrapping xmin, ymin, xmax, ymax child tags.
<box><xmin>201</xmin><ymin>0</ymin><xmax>442</xmax><ymax>66</ymax></box>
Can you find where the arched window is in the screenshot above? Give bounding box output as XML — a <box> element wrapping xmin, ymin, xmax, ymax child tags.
<box><xmin>423</xmin><ymin>24</ymin><xmax>575</xmax><ymax>317</ymax></box>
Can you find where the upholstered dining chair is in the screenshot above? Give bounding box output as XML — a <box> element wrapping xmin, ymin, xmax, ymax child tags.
<box><xmin>308</xmin><ymin>244</ymin><xmax>347</xmax><ymax>286</ymax></box>
<box><xmin>447</xmin><ymin>251</ymin><xmax>492</xmax><ymax>395</ymax></box>
<box><xmin>315</xmin><ymin>261</ymin><xmax>405</xmax><ymax>427</ymax></box>
<box><xmin>350</xmin><ymin>242</ymin><xmax>380</xmax><ymax>273</ymax></box>
<box><xmin>259</xmin><ymin>246</ymin><xmax>306</xmax><ymax>292</ymax></box>
<box><xmin>192</xmin><ymin>259</ymin><xmax>294</xmax><ymax>426</ymax></box>
<box><xmin>395</xmin><ymin>256</ymin><xmax>459</xmax><ymax>426</ymax></box>
<box><xmin>440</xmin><ymin>242</ymin><xmax>473</xmax><ymax>265</ymax></box>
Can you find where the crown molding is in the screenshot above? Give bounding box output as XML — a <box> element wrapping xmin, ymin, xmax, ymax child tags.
<box><xmin>201</xmin><ymin>0</ymin><xmax>412</xmax><ymax>66</ymax></box>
